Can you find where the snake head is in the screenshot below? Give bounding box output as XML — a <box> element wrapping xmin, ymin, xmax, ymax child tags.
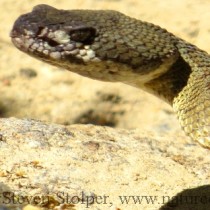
<box><xmin>11</xmin><ymin>4</ymin><xmax>177</xmax><ymax>84</ymax></box>
<box><xmin>10</xmin><ymin>4</ymin><xmax>100</xmax><ymax>65</ymax></box>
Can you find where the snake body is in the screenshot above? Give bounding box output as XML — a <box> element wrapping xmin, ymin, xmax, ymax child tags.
<box><xmin>10</xmin><ymin>4</ymin><xmax>210</xmax><ymax>148</ymax></box>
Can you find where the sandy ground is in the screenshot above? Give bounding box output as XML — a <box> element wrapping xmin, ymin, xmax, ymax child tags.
<box><xmin>0</xmin><ymin>0</ymin><xmax>210</xmax><ymax>210</ymax></box>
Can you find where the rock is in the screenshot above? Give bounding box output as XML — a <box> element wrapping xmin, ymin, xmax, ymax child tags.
<box><xmin>0</xmin><ymin>118</ymin><xmax>210</xmax><ymax>210</ymax></box>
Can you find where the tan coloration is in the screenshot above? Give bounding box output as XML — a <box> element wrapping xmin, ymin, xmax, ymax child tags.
<box><xmin>10</xmin><ymin>4</ymin><xmax>210</xmax><ymax>148</ymax></box>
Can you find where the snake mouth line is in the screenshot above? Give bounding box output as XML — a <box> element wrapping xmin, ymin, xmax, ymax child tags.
<box><xmin>10</xmin><ymin>27</ymin><xmax>99</xmax><ymax>65</ymax></box>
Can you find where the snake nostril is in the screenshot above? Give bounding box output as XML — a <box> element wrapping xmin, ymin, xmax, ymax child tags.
<box><xmin>43</xmin><ymin>37</ymin><xmax>60</xmax><ymax>47</ymax></box>
<box><xmin>35</xmin><ymin>26</ymin><xmax>45</xmax><ymax>36</ymax></box>
<box><xmin>35</xmin><ymin>26</ymin><xmax>60</xmax><ymax>47</ymax></box>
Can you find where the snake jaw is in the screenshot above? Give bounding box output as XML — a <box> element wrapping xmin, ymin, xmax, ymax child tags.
<box><xmin>11</xmin><ymin>25</ymin><xmax>100</xmax><ymax>68</ymax></box>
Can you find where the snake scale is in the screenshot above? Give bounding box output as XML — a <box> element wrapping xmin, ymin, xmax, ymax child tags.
<box><xmin>10</xmin><ymin>4</ymin><xmax>210</xmax><ymax>149</ymax></box>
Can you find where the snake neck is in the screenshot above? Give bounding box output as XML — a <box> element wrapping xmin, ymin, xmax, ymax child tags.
<box><xmin>172</xmin><ymin>41</ymin><xmax>210</xmax><ymax>147</ymax></box>
<box><xmin>141</xmin><ymin>56</ymin><xmax>192</xmax><ymax>104</ymax></box>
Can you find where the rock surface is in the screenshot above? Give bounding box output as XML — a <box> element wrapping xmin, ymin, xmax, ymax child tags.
<box><xmin>0</xmin><ymin>0</ymin><xmax>210</xmax><ymax>210</ymax></box>
<box><xmin>0</xmin><ymin>118</ymin><xmax>210</xmax><ymax>210</ymax></box>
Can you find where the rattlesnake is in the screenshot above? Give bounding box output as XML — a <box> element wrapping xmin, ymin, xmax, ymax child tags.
<box><xmin>10</xmin><ymin>4</ymin><xmax>210</xmax><ymax>148</ymax></box>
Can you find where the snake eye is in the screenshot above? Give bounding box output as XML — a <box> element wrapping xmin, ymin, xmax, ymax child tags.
<box><xmin>69</xmin><ymin>27</ymin><xmax>96</xmax><ymax>44</ymax></box>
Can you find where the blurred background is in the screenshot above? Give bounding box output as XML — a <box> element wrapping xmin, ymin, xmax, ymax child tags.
<box><xmin>0</xmin><ymin>0</ymin><xmax>209</xmax><ymax>137</ymax></box>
